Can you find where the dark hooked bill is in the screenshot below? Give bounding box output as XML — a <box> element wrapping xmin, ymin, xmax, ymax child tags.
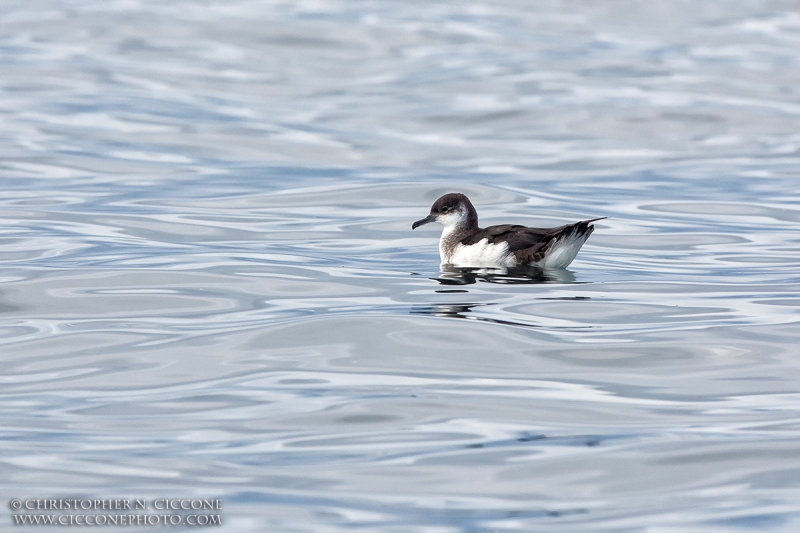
<box><xmin>412</xmin><ymin>214</ymin><xmax>437</xmax><ymax>229</ymax></box>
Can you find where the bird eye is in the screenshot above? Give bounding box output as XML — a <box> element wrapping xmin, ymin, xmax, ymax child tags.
<box><xmin>441</xmin><ymin>206</ymin><xmax>450</xmax><ymax>213</ymax></box>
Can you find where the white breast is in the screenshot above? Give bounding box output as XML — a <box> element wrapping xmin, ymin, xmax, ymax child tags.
<box><xmin>442</xmin><ymin>238</ymin><xmax>516</xmax><ymax>267</ymax></box>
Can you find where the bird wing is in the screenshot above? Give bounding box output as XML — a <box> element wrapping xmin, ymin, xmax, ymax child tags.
<box><xmin>462</xmin><ymin>218</ymin><xmax>605</xmax><ymax>264</ymax></box>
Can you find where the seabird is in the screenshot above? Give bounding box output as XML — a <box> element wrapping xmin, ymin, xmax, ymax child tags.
<box><xmin>412</xmin><ymin>193</ymin><xmax>604</xmax><ymax>268</ymax></box>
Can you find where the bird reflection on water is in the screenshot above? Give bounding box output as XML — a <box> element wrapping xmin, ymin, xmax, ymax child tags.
<box><xmin>411</xmin><ymin>266</ymin><xmax>586</xmax><ymax>329</ymax></box>
<box><xmin>410</xmin><ymin>301</ymin><xmax>529</xmax><ymax>327</ymax></box>
<box><xmin>433</xmin><ymin>265</ymin><xmax>577</xmax><ymax>285</ymax></box>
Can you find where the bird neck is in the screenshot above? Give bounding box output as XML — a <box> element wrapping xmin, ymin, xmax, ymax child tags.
<box><xmin>439</xmin><ymin>218</ymin><xmax>477</xmax><ymax>262</ymax></box>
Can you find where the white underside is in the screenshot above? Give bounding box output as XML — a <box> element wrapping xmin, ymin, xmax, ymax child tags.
<box><xmin>536</xmin><ymin>231</ymin><xmax>590</xmax><ymax>269</ymax></box>
<box><xmin>441</xmin><ymin>232</ymin><xmax>590</xmax><ymax>269</ymax></box>
<box><xmin>442</xmin><ymin>238</ymin><xmax>515</xmax><ymax>267</ymax></box>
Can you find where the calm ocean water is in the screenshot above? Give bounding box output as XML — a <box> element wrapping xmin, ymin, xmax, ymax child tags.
<box><xmin>2</xmin><ymin>1</ymin><xmax>800</xmax><ymax>531</ymax></box>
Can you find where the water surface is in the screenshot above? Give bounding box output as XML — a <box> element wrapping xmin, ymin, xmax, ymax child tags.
<box><xmin>2</xmin><ymin>1</ymin><xmax>800</xmax><ymax>531</ymax></box>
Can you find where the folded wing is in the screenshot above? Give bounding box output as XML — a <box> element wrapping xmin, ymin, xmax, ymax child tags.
<box><xmin>461</xmin><ymin>218</ymin><xmax>605</xmax><ymax>266</ymax></box>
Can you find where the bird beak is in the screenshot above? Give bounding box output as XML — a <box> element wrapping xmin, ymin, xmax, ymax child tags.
<box><xmin>412</xmin><ymin>214</ymin><xmax>437</xmax><ymax>230</ymax></box>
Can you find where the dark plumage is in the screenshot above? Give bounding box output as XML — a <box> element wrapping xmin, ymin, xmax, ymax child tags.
<box><xmin>412</xmin><ymin>193</ymin><xmax>604</xmax><ymax>268</ymax></box>
<box><xmin>462</xmin><ymin>219</ymin><xmax>603</xmax><ymax>264</ymax></box>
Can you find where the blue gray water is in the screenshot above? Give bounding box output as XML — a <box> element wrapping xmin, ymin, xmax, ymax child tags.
<box><xmin>2</xmin><ymin>1</ymin><xmax>800</xmax><ymax>531</ymax></box>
